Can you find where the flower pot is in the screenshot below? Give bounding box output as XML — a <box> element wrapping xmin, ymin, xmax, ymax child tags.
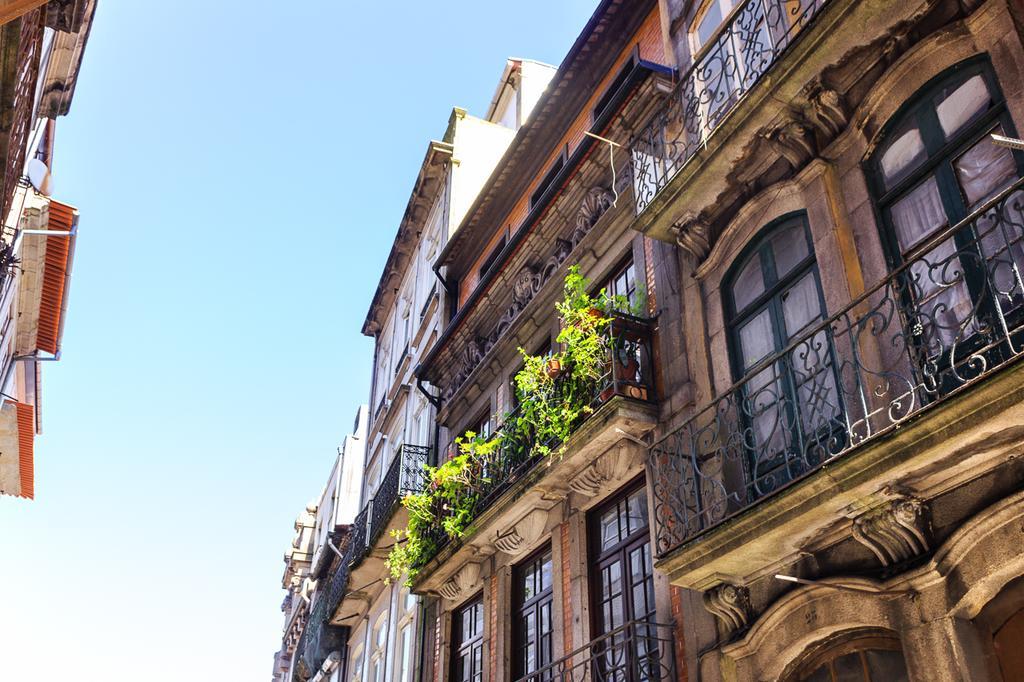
<box><xmin>546</xmin><ymin>358</ymin><xmax>564</xmax><ymax>378</ymax></box>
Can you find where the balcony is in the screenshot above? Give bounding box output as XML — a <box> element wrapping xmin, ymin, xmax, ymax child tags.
<box><xmin>511</xmin><ymin>619</ymin><xmax>677</xmax><ymax>682</ymax></box>
<box><xmin>630</xmin><ymin>0</ymin><xmax>828</xmax><ymax>217</ymax></box>
<box><xmin>294</xmin><ymin>445</ymin><xmax>430</xmax><ymax>674</ymax></box>
<box><xmin>418</xmin><ymin>314</ymin><xmax>657</xmax><ymax>569</ymax></box>
<box><xmin>648</xmin><ymin>177</ymin><xmax>1024</xmax><ymax>570</ymax></box>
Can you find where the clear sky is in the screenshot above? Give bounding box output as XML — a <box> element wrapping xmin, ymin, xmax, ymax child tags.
<box><xmin>0</xmin><ymin>2</ymin><xmax>598</xmax><ymax>680</ymax></box>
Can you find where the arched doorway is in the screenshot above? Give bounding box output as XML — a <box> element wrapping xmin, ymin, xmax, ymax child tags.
<box><xmin>979</xmin><ymin>574</ymin><xmax>1024</xmax><ymax>682</ymax></box>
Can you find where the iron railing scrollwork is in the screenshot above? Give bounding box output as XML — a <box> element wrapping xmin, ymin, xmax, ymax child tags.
<box><xmin>419</xmin><ymin>314</ymin><xmax>656</xmax><ymax>566</ymax></box>
<box><xmin>630</xmin><ymin>0</ymin><xmax>827</xmax><ymax>214</ymax></box>
<box><xmin>511</xmin><ymin>618</ymin><xmax>677</xmax><ymax>682</ymax></box>
<box><xmin>367</xmin><ymin>443</ymin><xmax>430</xmax><ymax>546</ymax></box>
<box><xmin>649</xmin><ymin>176</ymin><xmax>1024</xmax><ymax>558</ymax></box>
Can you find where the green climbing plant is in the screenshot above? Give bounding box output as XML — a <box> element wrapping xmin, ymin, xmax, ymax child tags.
<box><xmin>386</xmin><ymin>265</ymin><xmax>615</xmax><ymax>585</ymax></box>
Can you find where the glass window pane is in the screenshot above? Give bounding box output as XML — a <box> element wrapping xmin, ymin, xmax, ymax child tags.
<box><xmin>770</xmin><ymin>221</ymin><xmax>809</xmax><ymax>277</ymax></box>
<box><xmin>890</xmin><ymin>175</ymin><xmax>948</xmax><ymax>252</ymax></box>
<box><xmin>936</xmin><ymin>74</ymin><xmax>991</xmax><ymax>139</ymax></box>
<box><xmin>781</xmin><ymin>272</ymin><xmax>822</xmax><ymax>338</ymax></box>
<box><xmin>626</xmin><ymin>489</ymin><xmax>648</xmax><ymax>534</ymax></box>
<box><xmin>954</xmin><ymin>126</ymin><xmax>1018</xmax><ymax>207</ymax></box>
<box><xmin>880</xmin><ymin>119</ymin><xmax>927</xmax><ymax>191</ymax></box>
<box><xmin>803</xmin><ymin>663</ymin><xmax>832</xmax><ymax>682</ymax></box>
<box><xmin>832</xmin><ymin>651</ymin><xmax>866</xmax><ymax>682</ymax></box>
<box><xmin>739</xmin><ymin>308</ymin><xmax>776</xmax><ymax>369</ymax></box>
<box><xmin>732</xmin><ymin>253</ymin><xmax>765</xmax><ymax>312</ymax></box>
<box><xmin>865</xmin><ymin>649</ymin><xmax>909</xmax><ymax>681</ymax></box>
<box><xmin>696</xmin><ymin>1</ymin><xmax>725</xmax><ymax>46</ymax></box>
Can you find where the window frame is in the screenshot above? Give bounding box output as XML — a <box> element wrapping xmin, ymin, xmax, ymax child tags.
<box><xmin>722</xmin><ymin>212</ymin><xmax>840</xmax><ymax>493</ymax></box>
<box><xmin>587</xmin><ymin>478</ymin><xmax>656</xmax><ymax>637</ymax></box>
<box><xmin>511</xmin><ymin>545</ymin><xmax>555</xmax><ymax>681</ymax></box>
<box><xmin>450</xmin><ymin>595</ymin><xmax>485</xmax><ymax>682</ymax></box>
<box><xmin>866</xmin><ymin>58</ymin><xmax>1024</xmax><ymax>381</ymax></box>
<box><xmin>868</xmin><ymin>58</ymin><xmax>1024</xmax><ymax>271</ymax></box>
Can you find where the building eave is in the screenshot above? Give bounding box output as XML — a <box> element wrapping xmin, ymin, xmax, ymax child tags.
<box><xmin>360</xmin><ymin>138</ymin><xmax>452</xmax><ymax>337</ymax></box>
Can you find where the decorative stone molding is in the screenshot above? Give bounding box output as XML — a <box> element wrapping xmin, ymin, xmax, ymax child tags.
<box><xmin>703</xmin><ymin>583</ymin><xmax>751</xmax><ymax>636</ymax></box>
<box><xmin>442</xmin><ymin>185</ymin><xmax>616</xmax><ymax>401</ymax></box>
<box><xmin>804</xmin><ymin>83</ymin><xmax>848</xmax><ymax>138</ymax></box>
<box><xmin>438</xmin><ymin>561</ymin><xmax>482</xmax><ymax>601</ymax></box>
<box><xmin>493</xmin><ymin>508</ymin><xmax>548</xmax><ymax>555</ymax></box>
<box><xmin>576</xmin><ymin>187</ymin><xmax>615</xmax><ymax>232</ymax></box>
<box><xmin>568</xmin><ymin>449</ymin><xmax>632</xmax><ymax>497</ymax></box>
<box><xmin>851</xmin><ymin>496</ymin><xmax>930</xmax><ymax>567</ymax></box>
<box><xmin>672</xmin><ymin>213</ymin><xmax>711</xmax><ymax>261</ymax></box>
<box><xmin>764</xmin><ymin>117</ymin><xmax>816</xmax><ymax>168</ymax></box>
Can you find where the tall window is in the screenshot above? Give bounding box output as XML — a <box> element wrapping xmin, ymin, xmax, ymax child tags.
<box><xmin>348</xmin><ymin>644</ymin><xmax>364</xmax><ymax>682</ymax></box>
<box><xmin>725</xmin><ymin>214</ymin><xmax>839</xmax><ymax>497</ymax></box>
<box><xmin>590</xmin><ymin>483</ymin><xmax>658</xmax><ymax>682</ymax></box>
<box><xmin>452</xmin><ymin>598</ymin><xmax>484</xmax><ymax>682</ymax></box>
<box><xmin>871</xmin><ymin>60</ymin><xmax>1024</xmax><ymax>365</ymax></box>
<box><xmin>394</xmin><ymin>589</ymin><xmax>418</xmax><ymax>682</ymax></box>
<box><xmin>605</xmin><ymin>257</ymin><xmax>640</xmax><ymax>314</ymax></box>
<box><xmin>369</xmin><ymin>613</ymin><xmax>388</xmax><ymax>682</ymax></box>
<box><xmin>513</xmin><ymin>547</ymin><xmax>554</xmax><ymax>681</ymax></box>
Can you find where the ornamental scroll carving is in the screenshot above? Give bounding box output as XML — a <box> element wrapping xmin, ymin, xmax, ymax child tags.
<box><xmin>703</xmin><ymin>583</ymin><xmax>751</xmax><ymax>636</ymax></box>
<box><xmin>442</xmin><ymin>187</ymin><xmax>616</xmax><ymax>401</ymax></box>
<box><xmin>493</xmin><ymin>508</ymin><xmax>548</xmax><ymax>556</ymax></box>
<box><xmin>672</xmin><ymin>213</ymin><xmax>711</xmax><ymax>261</ymax></box>
<box><xmin>438</xmin><ymin>561</ymin><xmax>482</xmax><ymax>601</ymax></box>
<box><xmin>851</xmin><ymin>496</ymin><xmax>930</xmax><ymax>567</ymax></box>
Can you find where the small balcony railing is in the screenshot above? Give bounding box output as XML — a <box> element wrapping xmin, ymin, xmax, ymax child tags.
<box><xmin>648</xmin><ymin>176</ymin><xmax>1024</xmax><ymax>558</ymax></box>
<box><xmin>630</xmin><ymin>0</ymin><xmax>827</xmax><ymax>214</ymax></box>
<box><xmin>511</xmin><ymin>619</ymin><xmax>677</xmax><ymax>682</ymax></box>
<box><xmin>368</xmin><ymin>443</ymin><xmax>430</xmax><ymax>546</ymax></box>
<box><xmin>420</xmin><ymin>314</ymin><xmax>656</xmax><ymax>565</ymax></box>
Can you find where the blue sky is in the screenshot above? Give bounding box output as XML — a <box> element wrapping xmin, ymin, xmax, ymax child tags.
<box><xmin>0</xmin><ymin>2</ymin><xmax>597</xmax><ymax>679</ymax></box>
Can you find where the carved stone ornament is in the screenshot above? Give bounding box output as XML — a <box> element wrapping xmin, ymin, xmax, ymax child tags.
<box><xmin>851</xmin><ymin>496</ymin><xmax>930</xmax><ymax>567</ymax></box>
<box><xmin>765</xmin><ymin>117</ymin><xmax>816</xmax><ymax>168</ymax></box>
<box><xmin>569</xmin><ymin>449</ymin><xmax>632</xmax><ymax>497</ymax></box>
<box><xmin>438</xmin><ymin>561</ymin><xmax>482</xmax><ymax>601</ymax></box>
<box><xmin>703</xmin><ymin>583</ymin><xmax>751</xmax><ymax>635</ymax></box>
<box><xmin>805</xmin><ymin>83</ymin><xmax>848</xmax><ymax>139</ymax></box>
<box><xmin>672</xmin><ymin>213</ymin><xmax>711</xmax><ymax>261</ymax></box>
<box><xmin>441</xmin><ymin>185</ymin><xmax>614</xmax><ymax>401</ymax></box>
<box><xmin>576</xmin><ymin>187</ymin><xmax>616</xmax><ymax>233</ymax></box>
<box><xmin>493</xmin><ymin>508</ymin><xmax>548</xmax><ymax>555</ymax></box>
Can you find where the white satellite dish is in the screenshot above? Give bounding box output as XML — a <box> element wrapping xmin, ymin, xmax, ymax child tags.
<box><xmin>26</xmin><ymin>158</ymin><xmax>52</xmax><ymax>196</ymax></box>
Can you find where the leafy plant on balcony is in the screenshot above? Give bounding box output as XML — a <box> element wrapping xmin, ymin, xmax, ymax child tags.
<box><xmin>386</xmin><ymin>266</ymin><xmax>613</xmax><ymax>584</ymax></box>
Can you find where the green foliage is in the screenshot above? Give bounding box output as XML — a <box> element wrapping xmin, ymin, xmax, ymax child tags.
<box><xmin>386</xmin><ymin>265</ymin><xmax>617</xmax><ymax>585</ymax></box>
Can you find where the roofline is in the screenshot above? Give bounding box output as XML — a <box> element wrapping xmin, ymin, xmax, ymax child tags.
<box><xmin>419</xmin><ymin>60</ymin><xmax>670</xmax><ymax>386</ymax></box>
<box><xmin>360</xmin><ymin>137</ymin><xmax>453</xmax><ymax>336</ymax></box>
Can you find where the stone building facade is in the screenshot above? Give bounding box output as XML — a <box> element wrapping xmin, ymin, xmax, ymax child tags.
<box><xmin>280</xmin><ymin>0</ymin><xmax>1024</xmax><ymax>680</ymax></box>
<box><xmin>0</xmin><ymin>0</ymin><xmax>95</xmax><ymax>499</ymax></box>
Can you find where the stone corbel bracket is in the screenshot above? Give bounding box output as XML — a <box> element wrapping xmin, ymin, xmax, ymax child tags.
<box><xmin>493</xmin><ymin>508</ymin><xmax>549</xmax><ymax>557</ymax></box>
<box><xmin>703</xmin><ymin>583</ymin><xmax>751</xmax><ymax>637</ymax></box>
<box><xmin>672</xmin><ymin>212</ymin><xmax>711</xmax><ymax>262</ymax></box>
<box><xmin>568</xmin><ymin>446</ymin><xmax>633</xmax><ymax>498</ymax></box>
<box><xmin>851</xmin><ymin>496</ymin><xmax>930</xmax><ymax>567</ymax></box>
<box><xmin>438</xmin><ymin>561</ymin><xmax>482</xmax><ymax>602</ymax></box>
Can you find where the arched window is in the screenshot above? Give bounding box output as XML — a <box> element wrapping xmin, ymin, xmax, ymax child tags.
<box><xmin>789</xmin><ymin>635</ymin><xmax>909</xmax><ymax>682</ymax></box>
<box><xmin>870</xmin><ymin>59</ymin><xmax>1024</xmax><ymax>364</ymax></box>
<box><xmin>725</xmin><ymin>213</ymin><xmax>840</xmax><ymax>497</ymax></box>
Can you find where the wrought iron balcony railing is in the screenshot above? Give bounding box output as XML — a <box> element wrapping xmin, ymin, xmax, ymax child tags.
<box><xmin>420</xmin><ymin>314</ymin><xmax>656</xmax><ymax>566</ymax></box>
<box><xmin>630</xmin><ymin>0</ymin><xmax>827</xmax><ymax>214</ymax></box>
<box><xmin>294</xmin><ymin>445</ymin><xmax>431</xmax><ymax>675</ymax></box>
<box><xmin>368</xmin><ymin>443</ymin><xmax>430</xmax><ymax>547</ymax></box>
<box><xmin>648</xmin><ymin>176</ymin><xmax>1024</xmax><ymax>558</ymax></box>
<box><xmin>511</xmin><ymin>618</ymin><xmax>677</xmax><ymax>682</ymax></box>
